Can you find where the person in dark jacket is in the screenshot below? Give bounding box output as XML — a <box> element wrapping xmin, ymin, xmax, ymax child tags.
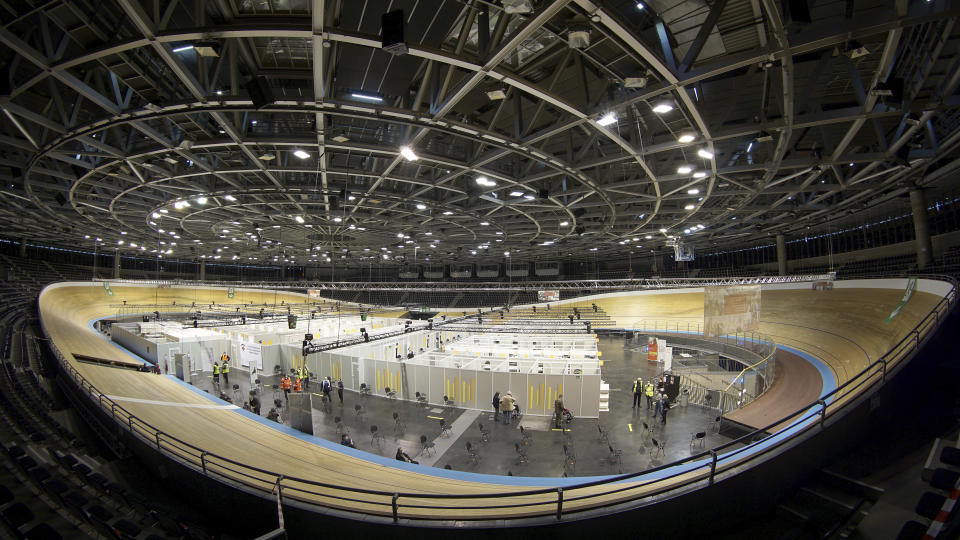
<box><xmin>492</xmin><ymin>391</ymin><xmax>501</xmax><ymax>420</ymax></box>
<box><xmin>395</xmin><ymin>447</ymin><xmax>418</xmax><ymax>464</ymax></box>
<box><xmin>632</xmin><ymin>378</ymin><xmax>643</xmax><ymax>409</ymax></box>
<box><xmin>337</xmin><ymin>379</ymin><xmax>344</xmax><ymax>404</ymax></box>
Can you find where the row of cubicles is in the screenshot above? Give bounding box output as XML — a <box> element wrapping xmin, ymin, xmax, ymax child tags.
<box><xmin>281</xmin><ymin>329</ymin><xmax>602</xmax><ymax>418</ymax></box>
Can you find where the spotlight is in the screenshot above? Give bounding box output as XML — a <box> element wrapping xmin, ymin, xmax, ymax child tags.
<box><xmin>293</xmin><ymin>149</ymin><xmax>311</xmax><ymax>159</ymax></box>
<box><xmin>486</xmin><ymin>89</ymin><xmax>507</xmax><ymax>100</ymax></box>
<box><xmin>677</xmin><ymin>166</ymin><xmax>692</xmax><ymax>174</ymax></box>
<box><xmin>677</xmin><ymin>133</ymin><xmax>696</xmax><ymax>143</ymax></box>
<box><xmin>697</xmin><ymin>149</ymin><xmax>714</xmax><ymax>159</ymax></box>
<box><xmin>399</xmin><ymin>146</ymin><xmax>418</xmax><ymax>161</ymax></box>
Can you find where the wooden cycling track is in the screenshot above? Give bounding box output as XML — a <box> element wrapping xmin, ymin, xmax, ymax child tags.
<box><xmin>36</xmin><ymin>282</ymin><xmax>943</xmax><ymax>521</ymax></box>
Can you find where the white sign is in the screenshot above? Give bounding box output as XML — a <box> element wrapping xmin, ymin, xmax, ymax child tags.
<box><xmin>239</xmin><ymin>342</ymin><xmax>263</xmax><ymax>370</ymax></box>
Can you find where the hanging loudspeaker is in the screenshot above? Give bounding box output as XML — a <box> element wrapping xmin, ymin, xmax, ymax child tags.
<box><xmin>782</xmin><ymin>0</ymin><xmax>811</xmax><ymax>25</ymax></box>
<box><xmin>381</xmin><ymin>10</ymin><xmax>408</xmax><ymax>55</ymax></box>
<box><xmin>245</xmin><ymin>76</ymin><xmax>274</xmax><ymax>109</ymax></box>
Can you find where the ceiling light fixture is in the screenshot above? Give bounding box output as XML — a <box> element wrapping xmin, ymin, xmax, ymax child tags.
<box><xmin>399</xmin><ymin>146</ymin><xmax>418</xmax><ymax>161</ymax></box>
<box><xmin>693</xmin><ymin>171</ymin><xmax>707</xmax><ymax>178</ymax></box>
<box><xmin>687</xmin><ymin>188</ymin><xmax>700</xmax><ymax>195</ymax></box>
<box><xmin>684</xmin><ymin>204</ymin><xmax>695</xmax><ymax>210</ymax></box>
<box><xmin>677</xmin><ymin>166</ymin><xmax>692</xmax><ymax>174</ymax></box>
<box><xmin>295</xmin><ymin>216</ymin><xmax>305</xmax><ymax>224</ymax></box>
<box><xmin>196</xmin><ymin>196</ymin><xmax>207</xmax><ymax>205</ymax></box>
<box><xmin>416</xmin><ymin>203</ymin><xmax>427</xmax><ymax>210</ymax></box>
<box><xmin>224</xmin><ymin>195</ymin><xmax>236</xmax><ymax>201</ymax></box>
<box><xmin>442</xmin><ymin>211</ymin><xmax>453</xmax><ymax>215</ymax></box>
<box><xmin>509</xmin><ymin>191</ymin><xmax>524</xmax><ymax>197</ymax></box>
<box><xmin>697</xmin><ymin>149</ymin><xmax>714</xmax><ymax>159</ymax></box>
<box><xmin>350</xmin><ymin>92</ymin><xmax>383</xmax><ymax>102</ymax></box>
<box><xmin>677</xmin><ymin>133</ymin><xmax>696</xmax><ymax>143</ymax></box>
<box><xmin>293</xmin><ymin>149</ymin><xmax>311</xmax><ymax>159</ymax></box>
<box><xmin>652</xmin><ymin>100</ymin><xmax>674</xmax><ymax>114</ymax></box>
<box><xmin>172</xmin><ymin>45</ymin><xmax>194</xmax><ymax>53</ymax></box>
<box><xmin>595</xmin><ymin>112</ymin><xmax>618</xmax><ymax>127</ymax></box>
<box><xmin>560</xmin><ymin>221</ymin><xmax>569</xmax><ymax>226</ymax></box>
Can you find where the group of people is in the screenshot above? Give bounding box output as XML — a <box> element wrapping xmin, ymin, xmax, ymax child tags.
<box><xmin>492</xmin><ymin>391</ymin><xmax>570</xmax><ymax>428</ymax></box>
<box><xmin>492</xmin><ymin>391</ymin><xmax>522</xmax><ymax>425</ymax></box>
<box><xmin>211</xmin><ymin>353</ymin><xmax>231</xmax><ymax>388</ymax></box>
<box><xmin>632</xmin><ymin>376</ymin><xmax>672</xmax><ymax>425</ymax></box>
<box><xmin>278</xmin><ymin>369</ymin><xmax>344</xmax><ymax>404</ymax></box>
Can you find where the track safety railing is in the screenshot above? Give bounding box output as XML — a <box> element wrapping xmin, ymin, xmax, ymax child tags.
<box><xmin>36</xmin><ymin>275</ymin><xmax>956</xmax><ymax>524</ymax></box>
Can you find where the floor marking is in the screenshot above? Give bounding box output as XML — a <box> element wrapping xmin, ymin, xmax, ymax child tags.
<box><xmin>427</xmin><ymin>415</ymin><xmax>444</xmax><ymax>420</ymax></box>
<box><xmin>106</xmin><ymin>395</ymin><xmax>239</xmax><ymax>409</ymax></box>
<box><xmin>628</xmin><ymin>424</ymin><xmax>633</xmax><ymax>432</ymax></box>
<box><xmin>417</xmin><ymin>410</ymin><xmax>481</xmax><ymax>468</ymax></box>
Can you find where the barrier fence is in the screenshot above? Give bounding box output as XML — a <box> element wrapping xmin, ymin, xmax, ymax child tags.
<box><xmin>38</xmin><ymin>276</ymin><xmax>956</xmax><ymax>525</ymax></box>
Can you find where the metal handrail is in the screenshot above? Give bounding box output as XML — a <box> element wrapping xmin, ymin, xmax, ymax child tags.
<box><xmin>35</xmin><ymin>275</ymin><xmax>957</xmax><ymax>523</ymax></box>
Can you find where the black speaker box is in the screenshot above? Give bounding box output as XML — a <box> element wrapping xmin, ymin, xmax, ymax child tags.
<box><xmin>381</xmin><ymin>10</ymin><xmax>408</xmax><ymax>55</ymax></box>
<box><xmin>572</xmin><ymin>208</ymin><xmax>587</xmax><ymax>218</ymax></box>
<box><xmin>782</xmin><ymin>0</ymin><xmax>811</xmax><ymax>26</ymax></box>
<box><xmin>245</xmin><ymin>76</ymin><xmax>274</xmax><ymax>109</ymax></box>
<box><xmin>55</xmin><ymin>193</ymin><xmax>67</xmax><ymax>206</ymax></box>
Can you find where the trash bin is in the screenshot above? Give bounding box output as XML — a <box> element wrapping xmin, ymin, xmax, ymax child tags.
<box><xmin>681</xmin><ymin>389</ymin><xmax>689</xmax><ymax>408</ymax></box>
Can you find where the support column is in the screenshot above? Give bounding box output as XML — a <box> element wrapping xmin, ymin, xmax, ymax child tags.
<box><xmin>776</xmin><ymin>234</ymin><xmax>787</xmax><ymax>276</ymax></box>
<box><xmin>200</xmin><ymin>260</ymin><xmax>206</xmax><ymax>281</ymax></box>
<box><xmin>910</xmin><ymin>188</ymin><xmax>933</xmax><ymax>270</ymax></box>
<box><xmin>113</xmin><ymin>249</ymin><xmax>121</xmax><ymax>279</ymax></box>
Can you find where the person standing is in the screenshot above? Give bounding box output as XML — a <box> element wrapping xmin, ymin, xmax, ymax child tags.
<box><xmin>632</xmin><ymin>378</ymin><xmax>643</xmax><ymax>409</ymax></box>
<box><xmin>660</xmin><ymin>394</ymin><xmax>670</xmax><ymax>426</ymax></box>
<box><xmin>322</xmin><ymin>376</ymin><xmax>332</xmax><ymax>397</ymax></box>
<box><xmin>212</xmin><ymin>361</ymin><xmax>220</xmax><ymax>388</ymax></box>
<box><xmin>553</xmin><ymin>394</ymin><xmax>565</xmax><ymax>429</ymax></box>
<box><xmin>249</xmin><ymin>395</ymin><xmax>261</xmax><ymax>415</ymax></box>
<box><xmin>654</xmin><ymin>392</ymin><xmax>662</xmax><ymax>419</ymax></box>
<box><xmin>301</xmin><ymin>365</ymin><xmax>311</xmax><ymax>391</ymax></box>
<box><xmin>221</xmin><ymin>360</ymin><xmax>230</xmax><ymax>386</ymax></box>
<box><xmin>500</xmin><ymin>392</ymin><xmax>515</xmax><ymax>425</ymax></box>
<box><xmin>492</xmin><ymin>391</ymin><xmax>501</xmax><ymax>420</ymax></box>
<box><xmin>645</xmin><ymin>381</ymin><xmax>655</xmax><ymax>410</ymax></box>
<box><xmin>337</xmin><ymin>379</ymin><xmax>344</xmax><ymax>404</ymax></box>
<box><xmin>293</xmin><ymin>376</ymin><xmax>302</xmax><ymax>394</ymax></box>
<box><xmin>280</xmin><ymin>374</ymin><xmax>291</xmax><ymax>402</ymax></box>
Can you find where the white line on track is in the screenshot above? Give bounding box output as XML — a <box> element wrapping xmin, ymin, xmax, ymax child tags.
<box><xmin>106</xmin><ymin>395</ymin><xmax>239</xmax><ymax>409</ymax></box>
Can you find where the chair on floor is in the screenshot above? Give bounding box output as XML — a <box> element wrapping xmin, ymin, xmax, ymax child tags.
<box><xmin>419</xmin><ymin>435</ymin><xmax>435</xmax><ymax>457</ymax></box>
<box><xmin>359</xmin><ymin>383</ymin><xmax>371</xmax><ymax>398</ymax></box>
<box><xmin>370</xmin><ymin>425</ymin><xmax>384</xmax><ymax>448</ymax></box>
<box><xmin>443</xmin><ymin>395</ymin><xmax>455</xmax><ymax>407</ymax></box>
<box><xmin>439</xmin><ymin>419</ymin><xmax>452</xmax><ymax>438</ymax></box>
<box><xmin>650</xmin><ymin>438</ymin><xmax>665</xmax><ymax>457</ymax></box>
<box><xmin>415</xmin><ymin>392</ymin><xmax>428</xmax><ymax>406</ymax></box>
<box><xmin>519</xmin><ymin>425</ymin><xmax>532</xmax><ymax>446</ymax></box>
<box><xmin>562</xmin><ymin>445</ymin><xmax>576</xmax><ymax>473</ymax></box>
<box><xmin>232</xmin><ymin>384</ymin><xmax>241</xmax><ymax>402</ymax></box>
<box><xmin>642</xmin><ymin>422</ymin><xmax>654</xmax><ymax>439</ymax></box>
<box><xmin>605</xmin><ymin>444</ymin><xmax>623</xmax><ymax>474</ymax></box>
<box><xmin>393</xmin><ymin>412</ymin><xmax>404</xmax><ymax>435</ymax></box>
<box><xmin>690</xmin><ymin>431</ymin><xmax>706</xmax><ymax>449</ymax></box>
<box><xmin>385</xmin><ymin>386</ymin><xmax>397</xmax><ymax>400</ymax></box>
<box><xmin>597</xmin><ymin>423</ymin><xmax>608</xmax><ymax>445</ymax></box>
<box><xmin>515</xmin><ymin>443</ymin><xmax>528</xmax><ymax>465</ymax></box>
<box><xmin>478</xmin><ymin>423</ymin><xmax>490</xmax><ymax>443</ymax></box>
<box><xmin>713</xmin><ymin>415</ymin><xmax>722</xmax><ymax>433</ymax></box>
<box><xmin>466</xmin><ymin>442</ymin><xmax>481</xmax><ymax>465</ymax></box>
<box><xmin>354</xmin><ymin>404</ymin><xmax>365</xmax><ymax>423</ymax></box>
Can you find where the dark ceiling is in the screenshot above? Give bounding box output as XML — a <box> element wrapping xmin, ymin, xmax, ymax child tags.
<box><xmin>0</xmin><ymin>0</ymin><xmax>958</xmax><ymax>266</ymax></box>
